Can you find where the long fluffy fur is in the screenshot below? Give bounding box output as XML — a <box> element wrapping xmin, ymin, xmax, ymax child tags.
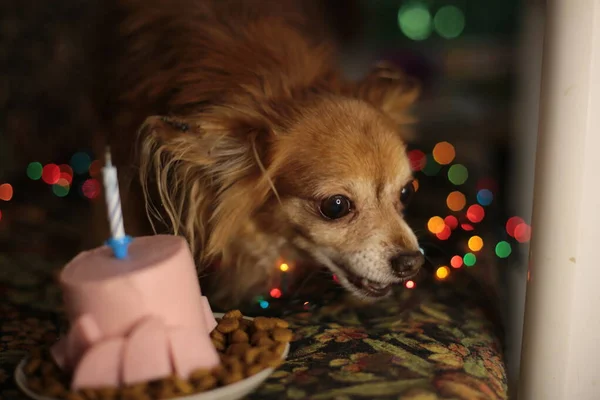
<box><xmin>94</xmin><ymin>0</ymin><xmax>419</xmax><ymax>308</ymax></box>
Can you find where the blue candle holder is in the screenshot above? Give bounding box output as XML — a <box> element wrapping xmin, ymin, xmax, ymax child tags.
<box><xmin>106</xmin><ymin>235</ymin><xmax>133</xmax><ymax>260</ymax></box>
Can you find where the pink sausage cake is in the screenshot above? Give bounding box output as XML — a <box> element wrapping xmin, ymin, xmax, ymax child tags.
<box><xmin>50</xmin><ymin>235</ymin><xmax>220</xmax><ymax>390</ymax></box>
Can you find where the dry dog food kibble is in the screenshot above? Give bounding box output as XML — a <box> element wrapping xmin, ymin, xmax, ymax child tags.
<box><xmin>192</xmin><ymin>374</ymin><xmax>217</xmax><ymax>391</ymax></box>
<box><xmin>253</xmin><ymin>316</ymin><xmax>275</xmax><ymax>330</ymax></box>
<box><xmin>226</xmin><ymin>342</ymin><xmax>251</xmax><ymax>357</ymax></box>
<box><xmin>210</xmin><ymin>329</ymin><xmax>226</xmax><ymax>342</ymax></box>
<box><xmin>230</xmin><ymin>329</ymin><xmax>249</xmax><ymax>343</ymax></box>
<box><xmin>215</xmin><ymin>317</ymin><xmax>239</xmax><ymax>333</ymax></box>
<box><xmin>223</xmin><ymin>309</ymin><xmax>243</xmax><ymax>319</ymax></box>
<box><xmin>244</xmin><ymin>347</ymin><xmax>262</xmax><ymax>364</ymax></box>
<box><xmin>272</xmin><ymin>342</ymin><xmax>288</xmax><ymax>357</ymax></box>
<box><xmin>24</xmin><ymin>311</ymin><xmax>292</xmax><ymax>400</ymax></box>
<box><xmin>255</xmin><ymin>336</ymin><xmax>275</xmax><ymax>347</ymax></box>
<box><xmin>250</xmin><ymin>330</ymin><xmax>269</xmax><ymax>345</ymax></box>
<box><xmin>272</xmin><ymin>318</ymin><xmax>290</xmax><ymax>329</ymax></box>
<box><xmin>272</xmin><ymin>327</ymin><xmax>293</xmax><ymax>342</ymax></box>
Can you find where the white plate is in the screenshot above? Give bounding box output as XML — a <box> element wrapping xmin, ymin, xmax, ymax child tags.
<box><xmin>15</xmin><ymin>313</ymin><xmax>290</xmax><ymax>400</ymax></box>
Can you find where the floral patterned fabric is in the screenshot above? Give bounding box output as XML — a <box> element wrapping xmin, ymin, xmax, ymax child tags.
<box><xmin>255</xmin><ymin>279</ymin><xmax>507</xmax><ymax>400</ymax></box>
<box><xmin>0</xmin><ymin>192</ymin><xmax>507</xmax><ymax>399</ymax></box>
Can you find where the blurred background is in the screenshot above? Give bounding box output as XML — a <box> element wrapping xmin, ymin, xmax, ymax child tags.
<box><xmin>333</xmin><ymin>0</ymin><xmax>544</xmax><ymax>393</ymax></box>
<box><xmin>0</xmin><ymin>0</ymin><xmax>545</xmax><ymax>395</ymax></box>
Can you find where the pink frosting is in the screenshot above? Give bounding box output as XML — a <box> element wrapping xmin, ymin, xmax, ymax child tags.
<box><xmin>65</xmin><ymin>313</ymin><xmax>102</xmax><ymax>368</ymax></box>
<box><xmin>169</xmin><ymin>326</ymin><xmax>221</xmax><ymax>379</ymax></box>
<box><xmin>72</xmin><ymin>338</ymin><xmax>125</xmax><ymax>390</ymax></box>
<box><xmin>200</xmin><ymin>296</ymin><xmax>218</xmax><ymax>333</ymax></box>
<box><xmin>122</xmin><ymin>317</ymin><xmax>171</xmax><ymax>385</ymax></box>
<box><xmin>51</xmin><ymin>235</ymin><xmax>220</xmax><ymax>389</ymax></box>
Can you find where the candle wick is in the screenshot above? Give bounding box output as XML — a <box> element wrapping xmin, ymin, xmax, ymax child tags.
<box><xmin>105</xmin><ymin>146</ymin><xmax>113</xmax><ymax>167</ymax></box>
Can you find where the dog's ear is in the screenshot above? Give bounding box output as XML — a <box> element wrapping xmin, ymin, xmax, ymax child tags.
<box><xmin>353</xmin><ymin>62</ymin><xmax>420</xmax><ymax>125</ymax></box>
<box><xmin>137</xmin><ymin>112</ymin><xmax>279</xmax><ymax>260</ymax></box>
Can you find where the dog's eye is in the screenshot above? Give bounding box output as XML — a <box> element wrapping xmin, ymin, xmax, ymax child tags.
<box><xmin>319</xmin><ymin>195</ymin><xmax>352</xmax><ymax>220</ymax></box>
<box><xmin>400</xmin><ymin>181</ymin><xmax>415</xmax><ymax>206</ymax></box>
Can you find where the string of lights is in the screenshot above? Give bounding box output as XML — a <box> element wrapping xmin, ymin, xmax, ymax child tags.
<box><xmin>255</xmin><ymin>139</ymin><xmax>532</xmax><ymax>308</ymax></box>
<box><xmin>398</xmin><ymin>3</ymin><xmax>466</xmax><ymax>42</ymax></box>
<box><xmin>0</xmin><ymin>139</ymin><xmax>532</xmax><ymax>311</ymax></box>
<box><xmin>23</xmin><ymin>152</ymin><xmax>103</xmax><ymax>200</ymax></box>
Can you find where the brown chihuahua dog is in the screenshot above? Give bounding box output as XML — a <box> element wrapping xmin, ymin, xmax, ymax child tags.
<box><xmin>92</xmin><ymin>0</ymin><xmax>424</xmax><ymax>309</ymax></box>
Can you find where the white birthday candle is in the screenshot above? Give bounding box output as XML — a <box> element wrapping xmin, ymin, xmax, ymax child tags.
<box><xmin>102</xmin><ymin>147</ymin><xmax>126</xmax><ymax>240</ymax></box>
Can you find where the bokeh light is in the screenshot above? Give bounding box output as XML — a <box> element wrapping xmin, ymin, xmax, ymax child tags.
<box><xmin>42</xmin><ymin>164</ymin><xmax>60</xmax><ymax>185</ymax></box>
<box><xmin>515</xmin><ymin>223</ymin><xmax>532</xmax><ymax>243</ymax></box>
<box><xmin>433</xmin><ymin>5</ymin><xmax>465</xmax><ymax>39</ymax></box>
<box><xmin>432</xmin><ymin>141</ymin><xmax>455</xmax><ymax>165</ymax></box>
<box><xmin>446</xmin><ymin>191</ymin><xmax>466</xmax><ymax>211</ymax></box>
<box><xmin>398</xmin><ymin>3</ymin><xmax>433</xmax><ymax>41</ymax></box>
<box><xmin>405</xmin><ymin>280</ymin><xmax>415</xmax><ymax>289</ymax></box>
<box><xmin>70</xmin><ymin>152</ymin><xmax>92</xmax><ymax>175</ymax></box>
<box><xmin>450</xmin><ymin>255</ymin><xmax>463</xmax><ymax>268</ymax></box>
<box><xmin>444</xmin><ymin>215</ymin><xmax>458</xmax><ymax>230</ymax></box>
<box><xmin>89</xmin><ymin>160</ymin><xmax>102</xmax><ymax>177</ymax></box>
<box><xmin>408</xmin><ymin>150</ymin><xmax>426</xmax><ymax>171</ymax></box>
<box><xmin>270</xmin><ymin>288</ymin><xmax>282</xmax><ymax>298</ymax></box>
<box><xmin>61</xmin><ymin>173</ymin><xmax>73</xmax><ymax>185</ymax></box>
<box><xmin>466</xmin><ymin>204</ymin><xmax>485</xmax><ymax>223</ymax></box>
<box><xmin>0</xmin><ymin>184</ymin><xmax>13</xmax><ymax>201</ymax></box>
<box><xmin>59</xmin><ymin>165</ymin><xmax>74</xmax><ymax>185</ymax></box>
<box><xmin>56</xmin><ymin>177</ymin><xmax>70</xmax><ymax>188</ymax></box>
<box><xmin>506</xmin><ymin>216</ymin><xmax>525</xmax><ymax>237</ymax></box>
<box><xmin>495</xmin><ymin>241</ymin><xmax>512</xmax><ymax>258</ymax></box>
<box><xmin>422</xmin><ymin>154</ymin><xmax>442</xmax><ymax>176</ymax></box>
<box><xmin>461</xmin><ymin>223</ymin><xmax>474</xmax><ymax>231</ymax></box>
<box><xmin>427</xmin><ymin>216</ymin><xmax>445</xmax><ymax>234</ymax></box>
<box><xmin>468</xmin><ymin>235</ymin><xmax>484</xmax><ymax>252</ymax></box>
<box><xmin>52</xmin><ymin>179</ymin><xmax>70</xmax><ymax>197</ymax></box>
<box><xmin>448</xmin><ymin>164</ymin><xmax>468</xmax><ymax>185</ymax></box>
<box><xmin>279</xmin><ymin>263</ymin><xmax>289</xmax><ymax>272</ymax></box>
<box><xmin>82</xmin><ymin>179</ymin><xmax>101</xmax><ymax>199</ymax></box>
<box><xmin>463</xmin><ymin>253</ymin><xmax>477</xmax><ymax>267</ymax></box>
<box><xmin>477</xmin><ymin>189</ymin><xmax>494</xmax><ymax>206</ymax></box>
<box><xmin>436</xmin><ymin>224</ymin><xmax>451</xmax><ymax>240</ymax></box>
<box><xmin>436</xmin><ymin>266</ymin><xmax>450</xmax><ymax>280</ymax></box>
<box><xmin>59</xmin><ymin>164</ymin><xmax>73</xmax><ymax>176</ymax></box>
<box><xmin>259</xmin><ymin>300</ymin><xmax>269</xmax><ymax>309</ymax></box>
<box><xmin>57</xmin><ymin>164</ymin><xmax>73</xmax><ymax>185</ymax></box>
<box><xmin>27</xmin><ymin>162</ymin><xmax>43</xmax><ymax>180</ymax></box>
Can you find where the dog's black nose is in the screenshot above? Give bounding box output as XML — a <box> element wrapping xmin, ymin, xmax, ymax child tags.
<box><xmin>390</xmin><ymin>251</ymin><xmax>424</xmax><ymax>277</ymax></box>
